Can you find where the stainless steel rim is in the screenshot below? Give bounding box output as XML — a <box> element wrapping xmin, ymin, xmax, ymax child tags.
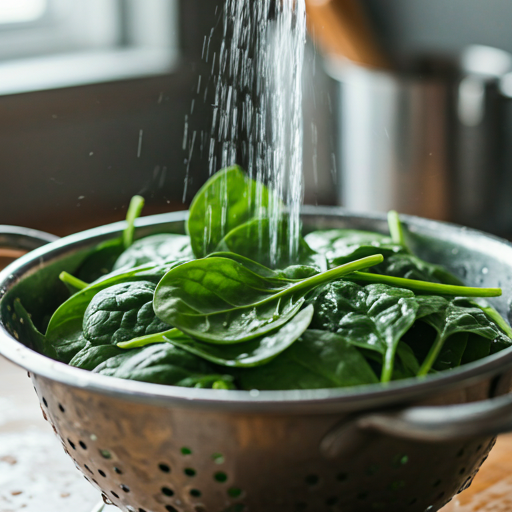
<box><xmin>1</xmin><ymin>206</ymin><xmax>512</xmax><ymax>414</ymax></box>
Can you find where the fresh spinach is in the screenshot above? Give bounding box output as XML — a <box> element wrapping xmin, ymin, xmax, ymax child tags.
<box><xmin>418</xmin><ymin>300</ymin><xmax>512</xmax><ymax>375</ymax></box>
<box><xmin>216</xmin><ymin>217</ymin><xmax>327</xmax><ymax>271</ymax></box>
<box><xmin>187</xmin><ymin>166</ymin><xmax>270</xmax><ymax>258</ymax></box>
<box><xmin>308</xmin><ymin>281</ymin><xmax>419</xmax><ymax>382</ymax></box>
<box><xmin>69</xmin><ymin>343</ymin><xmax>125</xmax><ymax>371</ymax></box>
<box><xmin>154</xmin><ymin>254</ymin><xmax>383</xmax><ymax>344</ymax></box>
<box><xmin>304</xmin><ymin>229</ymin><xmax>403</xmax><ymax>267</ymax></box>
<box><xmin>93</xmin><ymin>343</ymin><xmax>224</xmax><ymax>387</ymax></box>
<box><xmin>162</xmin><ymin>305</ymin><xmax>314</xmax><ymax>367</ymax></box>
<box><xmin>113</xmin><ymin>234</ymin><xmax>193</xmax><ymax>271</ymax></box>
<box><xmin>236</xmin><ymin>330</ymin><xmax>378</xmax><ymax>390</ymax></box>
<box><xmin>83</xmin><ymin>281</ymin><xmax>169</xmax><ymax>346</ymax></box>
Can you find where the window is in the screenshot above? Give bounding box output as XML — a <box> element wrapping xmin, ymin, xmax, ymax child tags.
<box><xmin>0</xmin><ymin>0</ymin><xmax>179</xmax><ymax>95</ymax></box>
<box><xmin>0</xmin><ymin>0</ymin><xmax>47</xmax><ymax>24</ymax></box>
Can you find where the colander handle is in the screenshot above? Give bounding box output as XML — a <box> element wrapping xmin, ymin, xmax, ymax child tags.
<box><xmin>321</xmin><ymin>394</ymin><xmax>512</xmax><ymax>456</ymax></box>
<box><xmin>0</xmin><ymin>225</ymin><xmax>59</xmax><ymax>256</ymax></box>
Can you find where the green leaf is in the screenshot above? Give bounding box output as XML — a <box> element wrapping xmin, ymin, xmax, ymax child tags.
<box><xmin>114</xmin><ymin>234</ymin><xmax>193</xmax><ymax>271</ymax></box>
<box><xmin>216</xmin><ymin>217</ymin><xmax>327</xmax><ymax>271</ymax></box>
<box><xmin>46</xmin><ymin>259</ymin><xmax>185</xmax><ymax>343</ymax></box>
<box><xmin>304</xmin><ymin>229</ymin><xmax>403</xmax><ymax>267</ymax></box>
<box><xmin>94</xmin><ymin>343</ymin><xmax>219</xmax><ymax>386</ymax></box>
<box><xmin>236</xmin><ymin>330</ymin><xmax>378</xmax><ymax>390</ymax></box>
<box><xmin>12</xmin><ymin>299</ymin><xmax>57</xmax><ymax>359</ymax></box>
<box><xmin>154</xmin><ymin>254</ymin><xmax>384</xmax><ymax>344</ymax></box>
<box><xmin>308</xmin><ymin>281</ymin><xmax>419</xmax><ymax>382</ymax></box>
<box><xmin>45</xmin><ymin>318</ymin><xmax>88</xmax><ymax>364</ymax></box>
<box><xmin>187</xmin><ymin>166</ymin><xmax>270</xmax><ymax>258</ymax></box>
<box><xmin>83</xmin><ymin>281</ymin><xmax>169</xmax><ymax>346</ymax></box>
<box><xmin>418</xmin><ymin>301</ymin><xmax>512</xmax><ymax>376</ymax></box>
<box><xmin>69</xmin><ymin>343</ymin><xmax>125</xmax><ymax>371</ymax></box>
<box><xmin>165</xmin><ymin>305</ymin><xmax>314</xmax><ymax>367</ymax></box>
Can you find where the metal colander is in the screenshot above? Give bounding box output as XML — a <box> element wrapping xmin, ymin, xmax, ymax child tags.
<box><xmin>3</xmin><ymin>207</ymin><xmax>512</xmax><ymax>512</ymax></box>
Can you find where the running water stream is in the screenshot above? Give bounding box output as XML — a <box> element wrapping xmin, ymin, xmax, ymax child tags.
<box><xmin>200</xmin><ymin>0</ymin><xmax>307</xmax><ymax>266</ymax></box>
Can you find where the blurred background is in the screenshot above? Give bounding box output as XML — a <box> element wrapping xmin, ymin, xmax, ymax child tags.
<box><xmin>2</xmin><ymin>0</ymin><xmax>512</xmax><ymax>236</ymax></box>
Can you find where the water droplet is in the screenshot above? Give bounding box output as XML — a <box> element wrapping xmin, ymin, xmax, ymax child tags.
<box><xmin>482</xmin><ymin>267</ymin><xmax>489</xmax><ymax>275</ymax></box>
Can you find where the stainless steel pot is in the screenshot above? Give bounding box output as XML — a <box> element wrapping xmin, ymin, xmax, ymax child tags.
<box><xmin>2</xmin><ymin>207</ymin><xmax>512</xmax><ymax>512</ymax></box>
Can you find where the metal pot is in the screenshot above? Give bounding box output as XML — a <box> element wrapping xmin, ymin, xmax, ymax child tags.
<box><xmin>2</xmin><ymin>207</ymin><xmax>512</xmax><ymax>512</ymax></box>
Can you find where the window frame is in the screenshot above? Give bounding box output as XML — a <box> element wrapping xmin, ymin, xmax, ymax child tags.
<box><xmin>0</xmin><ymin>0</ymin><xmax>179</xmax><ymax>95</ymax></box>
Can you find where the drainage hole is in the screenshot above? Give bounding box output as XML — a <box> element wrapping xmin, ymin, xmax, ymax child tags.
<box><xmin>161</xmin><ymin>487</ymin><xmax>174</xmax><ymax>497</ymax></box>
<box><xmin>58</xmin><ymin>404</ymin><xmax>65</xmax><ymax>413</ymax></box>
<box><xmin>114</xmin><ymin>467</ymin><xmax>123</xmax><ymax>475</ymax></box>
<box><xmin>184</xmin><ymin>468</ymin><xmax>196</xmax><ymax>477</ymax></box>
<box><xmin>120</xmin><ymin>484</ymin><xmax>130</xmax><ymax>493</ymax></box>
<box><xmin>111</xmin><ymin>491</ymin><xmax>119</xmax><ymax>499</ymax></box>
<box><xmin>68</xmin><ymin>439</ymin><xmax>76</xmax><ymax>450</ymax></box>
<box><xmin>98</xmin><ymin>470</ymin><xmax>107</xmax><ymax>478</ymax></box>
<box><xmin>228</xmin><ymin>487</ymin><xmax>242</xmax><ymax>498</ymax></box>
<box><xmin>84</xmin><ymin>464</ymin><xmax>93</xmax><ymax>474</ymax></box>
<box><xmin>165</xmin><ymin>506</ymin><xmax>178</xmax><ymax>512</ymax></box>
<box><xmin>181</xmin><ymin>446</ymin><xmax>192</xmax><ymax>455</ymax></box>
<box><xmin>100</xmin><ymin>450</ymin><xmax>112</xmax><ymax>459</ymax></box>
<box><xmin>159</xmin><ymin>463</ymin><xmax>171</xmax><ymax>473</ymax></box>
<box><xmin>42</xmin><ymin>397</ymin><xmax>48</xmax><ymax>407</ymax></box>
<box><xmin>190</xmin><ymin>489</ymin><xmax>202</xmax><ymax>498</ymax></box>
<box><xmin>214</xmin><ymin>471</ymin><xmax>228</xmax><ymax>483</ymax></box>
<box><xmin>79</xmin><ymin>441</ymin><xmax>87</xmax><ymax>450</ymax></box>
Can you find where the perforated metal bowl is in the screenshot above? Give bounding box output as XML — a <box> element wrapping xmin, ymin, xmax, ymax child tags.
<box><xmin>2</xmin><ymin>207</ymin><xmax>512</xmax><ymax>512</ymax></box>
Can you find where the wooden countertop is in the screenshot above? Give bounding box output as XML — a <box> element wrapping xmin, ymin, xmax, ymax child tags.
<box><xmin>1</xmin><ymin>354</ymin><xmax>511</xmax><ymax>512</ymax></box>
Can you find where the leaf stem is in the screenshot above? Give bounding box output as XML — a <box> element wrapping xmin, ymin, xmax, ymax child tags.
<box><xmin>351</xmin><ymin>272</ymin><xmax>501</xmax><ymax>297</ymax></box>
<box><xmin>381</xmin><ymin>347</ymin><xmax>396</xmax><ymax>383</ymax></box>
<box><xmin>388</xmin><ymin>210</ymin><xmax>412</xmax><ymax>254</ymax></box>
<box><xmin>418</xmin><ymin>332</ymin><xmax>444</xmax><ymax>376</ymax></box>
<box><xmin>276</xmin><ymin>254</ymin><xmax>385</xmax><ymax>299</ymax></box>
<box><xmin>473</xmin><ymin>303</ymin><xmax>512</xmax><ymax>338</ymax></box>
<box><xmin>123</xmin><ymin>195</ymin><xmax>145</xmax><ymax>249</ymax></box>
<box><xmin>118</xmin><ymin>328</ymin><xmax>181</xmax><ymax>349</ymax></box>
<box><xmin>59</xmin><ymin>272</ymin><xmax>88</xmax><ymax>290</ymax></box>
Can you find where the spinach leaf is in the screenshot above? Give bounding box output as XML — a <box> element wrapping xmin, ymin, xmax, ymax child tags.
<box><xmin>236</xmin><ymin>330</ymin><xmax>378</xmax><ymax>390</ymax></box>
<box><xmin>93</xmin><ymin>343</ymin><xmax>219</xmax><ymax>386</ymax></box>
<box><xmin>461</xmin><ymin>333</ymin><xmax>492</xmax><ymax>364</ymax></box>
<box><xmin>208</xmin><ymin>251</ymin><xmax>319</xmax><ymax>281</ymax></box>
<box><xmin>83</xmin><ymin>281</ymin><xmax>169</xmax><ymax>346</ymax></box>
<box><xmin>304</xmin><ymin>229</ymin><xmax>403</xmax><ymax>267</ymax></box>
<box><xmin>45</xmin><ymin>259</ymin><xmax>185</xmax><ymax>345</ymax></box>
<box><xmin>69</xmin><ymin>343</ymin><xmax>125</xmax><ymax>371</ymax></box>
<box><xmin>113</xmin><ymin>234</ymin><xmax>193</xmax><ymax>271</ymax></box>
<box><xmin>308</xmin><ymin>281</ymin><xmax>419</xmax><ymax>382</ymax></box>
<box><xmin>418</xmin><ymin>300</ymin><xmax>512</xmax><ymax>375</ymax></box>
<box><xmin>154</xmin><ymin>254</ymin><xmax>383</xmax><ymax>344</ymax></box>
<box><xmin>164</xmin><ymin>305</ymin><xmax>314</xmax><ymax>367</ymax></box>
<box><xmin>45</xmin><ymin>318</ymin><xmax>88</xmax><ymax>364</ymax></box>
<box><xmin>187</xmin><ymin>166</ymin><xmax>270</xmax><ymax>258</ymax></box>
<box><xmin>76</xmin><ymin>196</ymin><xmax>145</xmax><ymax>282</ymax></box>
<box><xmin>216</xmin><ymin>217</ymin><xmax>327</xmax><ymax>271</ymax></box>
<box><xmin>12</xmin><ymin>299</ymin><xmax>57</xmax><ymax>359</ymax></box>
